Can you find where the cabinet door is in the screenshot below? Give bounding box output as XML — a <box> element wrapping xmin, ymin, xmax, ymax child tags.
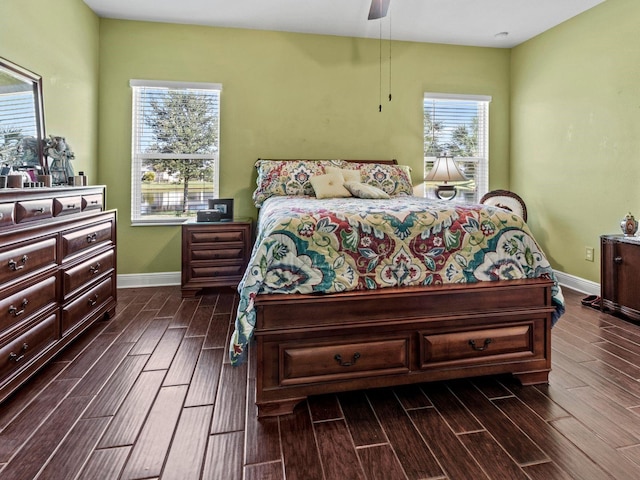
<box><xmin>614</xmin><ymin>241</ymin><xmax>640</xmax><ymax>311</ymax></box>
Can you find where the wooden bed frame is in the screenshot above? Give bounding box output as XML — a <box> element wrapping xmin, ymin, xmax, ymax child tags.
<box><xmin>254</xmin><ymin>278</ymin><xmax>554</xmax><ymax>417</ymax></box>
<box><xmin>248</xmin><ymin>158</ymin><xmax>554</xmax><ymax>417</ymax></box>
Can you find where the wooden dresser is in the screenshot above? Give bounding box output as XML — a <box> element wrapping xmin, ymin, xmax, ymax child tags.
<box><xmin>0</xmin><ymin>186</ymin><xmax>117</xmax><ymax>404</ymax></box>
<box><xmin>601</xmin><ymin>234</ymin><xmax>640</xmax><ymax>321</ymax></box>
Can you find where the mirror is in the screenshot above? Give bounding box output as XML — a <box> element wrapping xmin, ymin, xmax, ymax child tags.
<box><xmin>0</xmin><ymin>57</ymin><xmax>46</xmax><ymax>173</ymax></box>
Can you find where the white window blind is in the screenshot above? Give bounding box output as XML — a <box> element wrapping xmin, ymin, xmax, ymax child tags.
<box><xmin>423</xmin><ymin>93</ymin><xmax>491</xmax><ymax>203</ymax></box>
<box><xmin>130</xmin><ymin>80</ymin><xmax>221</xmax><ymax>225</ymax></box>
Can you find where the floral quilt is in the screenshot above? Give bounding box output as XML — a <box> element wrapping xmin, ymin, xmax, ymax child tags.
<box><xmin>230</xmin><ymin>196</ymin><xmax>565</xmax><ymax>365</ymax></box>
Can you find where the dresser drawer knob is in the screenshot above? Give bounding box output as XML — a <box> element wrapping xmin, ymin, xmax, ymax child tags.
<box><xmin>89</xmin><ymin>262</ymin><xmax>101</xmax><ymax>274</ymax></box>
<box><xmin>614</xmin><ymin>256</ymin><xmax>623</xmax><ymax>264</ymax></box>
<box><xmin>468</xmin><ymin>338</ymin><xmax>492</xmax><ymax>351</ymax></box>
<box><xmin>88</xmin><ymin>293</ymin><xmax>99</xmax><ymax>307</ymax></box>
<box><xmin>9</xmin><ymin>343</ymin><xmax>29</xmax><ymax>363</ymax></box>
<box><xmin>334</xmin><ymin>352</ymin><xmax>361</xmax><ymax>367</ymax></box>
<box><xmin>86</xmin><ymin>233</ymin><xmax>98</xmax><ymax>243</ymax></box>
<box><xmin>8</xmin><ymin>254</ymin><xmax>29</xmax><ymax>271</ymax></box>
<box><xmin>8</xmin><ymin>298</ymin><xmax>29</xmax><ymax>317</ymax></box>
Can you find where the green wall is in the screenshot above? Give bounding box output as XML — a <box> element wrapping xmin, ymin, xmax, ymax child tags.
<box><xmin>0</xmin><ymin>0</ymin><xmax>100</xmax><ymax>180</ymax></box>
<box><xmin>98</xmin><ymin>20</ymin><xmax>511</xmax><ymax>275</ymax></box>
<box><xmin>511</xmin><ymin>0</ymin><xmax>639</xmax><ymax>282</ymax></box>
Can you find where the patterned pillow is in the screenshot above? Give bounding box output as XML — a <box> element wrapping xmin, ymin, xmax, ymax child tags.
<box><xmin>344</xmin><ymin>162</ymin><xmax>413</xmax><ymax>196</ymax></box>
<box><xmin>252</xmin><ymin>159</ymin><xmax>344</xmax><ymax>207</ymax></box>
<box><xmin>343</xmin><ymin>181</ymin><xmax>390</xmax><ymax>199</ymax></box>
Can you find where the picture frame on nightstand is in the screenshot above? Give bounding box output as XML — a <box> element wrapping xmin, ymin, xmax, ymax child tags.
<box><xmin>208</xmin><ymin>198</ymin><xmax>234</xmax><ymax>221</ymax></box>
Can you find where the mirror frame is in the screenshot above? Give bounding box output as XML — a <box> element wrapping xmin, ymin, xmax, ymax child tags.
<box><xmin>0</xmin><ymin>56</ymin><xmax>46</xmax><ymax>169</ymax></box>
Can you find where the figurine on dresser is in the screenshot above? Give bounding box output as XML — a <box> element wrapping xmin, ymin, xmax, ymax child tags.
<box><xmin>43</xmin><ymin>135</ymin><xmax>75</xmax><ymax>185</ymax></box>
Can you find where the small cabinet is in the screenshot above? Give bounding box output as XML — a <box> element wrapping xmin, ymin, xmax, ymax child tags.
<box><xmin>601</xmin><ymin>235</ymin><xmax>640</xmax><ymax>321</ymax></box>
<box><xmin>181</xmin><ymin>219</ymin><xmax>253</xmax><ymax>297</ymax></box>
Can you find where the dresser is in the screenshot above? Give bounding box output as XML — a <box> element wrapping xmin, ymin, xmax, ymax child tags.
<box><xmin>0</xmin><ymin>186</ymin><xmax>117</xmax><ymax>403</ymax></box>
<box><xmin>601</xmin><ymin>234</ymin><xmax>640</xmax><ymax>322</ymax></box>
<box><xmin>181</xmin><ymin>219</ymin><xmax>253</xmax><ymax>297</ymax></box>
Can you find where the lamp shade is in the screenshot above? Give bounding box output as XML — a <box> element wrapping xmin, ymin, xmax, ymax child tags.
<box><xmin>424</xmin><ymin>155</ymin><xmax>468</xmax><ymax>184</ymax></box>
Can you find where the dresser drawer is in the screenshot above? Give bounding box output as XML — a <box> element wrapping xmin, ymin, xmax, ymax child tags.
<box><xmin>0</xmin><ymin>238</ymin><xmax>57</xmax><ymax>286</ymax></box>
<box><xmin>0</xmin><ymin>203</ymin><xmax>15</xmax><ymax>228</ymax></box>
<box><xmin>61</xmin><ymin>220</ymin><xmax>114</xmax><ymax>261</ymax></box>
<box><xmin>189</xmin><ymin>228</ymin><xmax>246</xmax><ymax>244</ymax></box>
<box><xmin>420</xmin><ymin>323</ymin><xmax>535</xmax><ymax>369</ymax></box>
<box><xmin>62</xmin><ymin>274</ymin><xmax>115</xmax><ymax>335</ymax></box>
<box><xmin>53</xmin><ymin>195</ymin><xmax>82</xmax><ymax>217</ymax></box>
<box><xmin>82</xmin><ymin>193</ymin><xmax>104</xmax><ymax>211</ymax></box>
<box><xmin>0</xmin><ymin>312</ymin><xmax>58</xmax><ymax>382</ymax></box>
<box><xmin>279</xmin><ymin>337</ymin><xmax>409</xmax><ymax>386</ymax></box>
<box><xmin>0</xmin><ymin>276</ymin><xmax>57</xmax><ymax>336</ymax></box>
<box><xmin>15</xmin><ymin>199</ymin><xmax>53</xmax><ymax>223</ymax></box>
<box><xmin>62</xmin><ymin>249</ymin><xmax>115</xmax><ymax>298</ymax></box>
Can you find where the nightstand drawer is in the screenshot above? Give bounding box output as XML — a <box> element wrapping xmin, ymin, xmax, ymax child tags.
<box><xmin>189</xmin><ymin>229</ymin><xmax>246</xmax><ymax>244</ymax></box>
<box><xmin>190</xmin><ymin>247</ymin><xmax>245</xmax><ymax>262</ymax></box>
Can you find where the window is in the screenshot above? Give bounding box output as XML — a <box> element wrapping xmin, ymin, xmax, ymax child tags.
<box><xmin>130</xmin><ymin>80</ymin><xmax>221</xmax><ymax>225</ymax></box>
<box><xmin>422</xmin><ymin>93</ymin><xmax>491</xmax><ymax>203</ymax></box>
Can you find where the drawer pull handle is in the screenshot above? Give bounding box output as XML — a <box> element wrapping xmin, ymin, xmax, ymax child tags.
<box><xmin>9</xmin><ymin>343</ymin><xmax>29</xmax><ymax>363</ymax></box>
<box><xmin>33</xmin><ymin>207</ymin><xmax>47</xmax><ymax>213</ymax></box>
<box><xmin>67</xmin><ymin>204</ymin><xmax>76</xmax><ymax>209</ymax></box>
<box><xmin>334</xmin><ymin>352</ymin><xmax>361</xmax><ymax>367</ymax></box>
<box><xmin>468</xmin><ymin>338</ymin><xmax>492</xmax><ymax>351</ymax></box>
<box><xmin>89</xmin><ymin>262</ymin><xmax>101</xmax><ymax>274</ymax></box>
<box><xmin>8</xmin><ymin>299</ymin><xmax>29</xmax><ymax>317</ymax></box>
<box><xmin>8</xmin><ymin>254</ymin><xmax>29</xmax><ymax>271</ymax></box>
<box><xmin>614</xmin><ymin>256</ymin><xmax>623</xmax><ymax>264</ymax></box>
<box><xmin>88</xmin><ymin>293</ymin><xmax>99</xmax><ymax>307</ymax></box>
<box><xmin>90</xmin><ymin>200</ymin><xmax>99</xmax><ymax>205</ymax></box>
<box><xmin>87</xmin><ymin>233</ymin><xmax>98</xmax><ymax>243</ymax></box>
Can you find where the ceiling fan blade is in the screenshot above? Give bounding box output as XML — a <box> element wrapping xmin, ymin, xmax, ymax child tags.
<box><xmin>368</xmin><ymin>0</ymin><xmax>390</xmax><ymax>20</ymax></box>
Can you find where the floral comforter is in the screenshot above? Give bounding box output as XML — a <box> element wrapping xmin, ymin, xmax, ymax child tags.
<box><xmin>230</xmin><ymin>196</ymin><xmax>564</xmax><ymax>365</ymax></box>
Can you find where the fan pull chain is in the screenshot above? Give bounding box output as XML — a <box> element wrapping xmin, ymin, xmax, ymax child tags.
<box><xmin>388</xmin><ymin>10</ymin><xmax>392</xmax><ymax>103</ymax></box>
<box><xmin>379</xmin><ymin>20</ymin><xmax>383</xmax><ymax>112</ymax></box>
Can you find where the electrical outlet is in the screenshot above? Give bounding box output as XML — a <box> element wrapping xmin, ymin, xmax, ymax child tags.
<box><xmin>585</xmin><ymin>247</ymin><xmax>594</xmax><ymax>262</ymax></box>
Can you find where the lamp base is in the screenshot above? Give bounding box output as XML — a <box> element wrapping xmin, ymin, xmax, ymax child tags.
<box><xmin>434</xmin><ymin>184</ymin><xmax>458</xmax><ymax>200</ymax></box>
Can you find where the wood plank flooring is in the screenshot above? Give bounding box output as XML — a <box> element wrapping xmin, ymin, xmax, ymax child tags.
<box><xmin>1</xmin><ymin>286</ymin><xmax>639</xmax><ymax>479</ymax></box>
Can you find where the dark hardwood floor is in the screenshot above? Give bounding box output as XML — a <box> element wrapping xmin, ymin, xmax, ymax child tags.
<box><xmin>1</xmin><ymin>286</ymin><xmax>639</xmax><ymax>479</ymax></box>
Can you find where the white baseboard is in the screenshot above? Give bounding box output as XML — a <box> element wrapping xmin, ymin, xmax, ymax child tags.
<box><xmin>553</xmin><ymin>270</ymin><xmax>600</xmax><ymax>296</ymax></box>
<box><xmin>117</xmin><ymin>271</ymin><xmax>181</xmax><ymax>288</ymax></box>
<box><xmin>117</xmin><ymin>269</ymin><xmax>600</xmax><ymax>296</ymax></box>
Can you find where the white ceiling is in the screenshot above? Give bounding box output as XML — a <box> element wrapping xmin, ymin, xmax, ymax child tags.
<box><xmin>82</xmin><ymin>0</ymin><xmax>605</xmax><ymax>48</ymax></box>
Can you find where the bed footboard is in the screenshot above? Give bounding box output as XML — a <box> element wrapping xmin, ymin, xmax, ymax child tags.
<box><xmin>253</xmin><ymin>279</ymin><xmax>554</xmax><ymax>417</ymax></box>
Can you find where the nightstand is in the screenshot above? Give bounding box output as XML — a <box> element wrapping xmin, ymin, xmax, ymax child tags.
<box><xmin>181</xmin><ymin>218</ymin><xmax>253</xmax><ymax>297</ymax></box>
<box><xmin>601</xmin><ymin>234</ymin><xmax>640</xmax><ymax>322</ymax></box>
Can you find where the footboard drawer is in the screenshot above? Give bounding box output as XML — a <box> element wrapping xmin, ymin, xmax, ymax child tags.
<box><xmin>279</xmin><ymin>337</ymin><xmax>409</xmax><ymax>386</ymax></box>
<box><xmin>420</xmin><ymin>321</ymin><xmax>539</xmax><ymax>369</ymax></box>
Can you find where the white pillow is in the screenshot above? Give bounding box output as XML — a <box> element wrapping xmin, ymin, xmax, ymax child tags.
<box><xmin>343</xmin><ymin>181</ymin><xmax>390</xmax><ymax>199</ymax></box>
<box><xmin>310</xmin><ymin>173</ymin><xmax>352</xmax><ymax>199</ymax></box>
<box><xmin>325</xmin><ymin>166</ymin><xmax>361</xmax><ymax>183</ymax></box>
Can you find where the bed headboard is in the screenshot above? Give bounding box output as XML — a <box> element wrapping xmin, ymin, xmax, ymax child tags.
<box><xmin>252</xmin><ymin>158</ymin><xmax>409</xmax><ymax>207</ymax></box>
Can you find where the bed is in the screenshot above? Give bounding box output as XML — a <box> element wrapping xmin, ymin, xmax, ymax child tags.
<box><xmin>230</xmin><ymin>159</ymin><xmax>564</xmax><ymax>417</ymax></box>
